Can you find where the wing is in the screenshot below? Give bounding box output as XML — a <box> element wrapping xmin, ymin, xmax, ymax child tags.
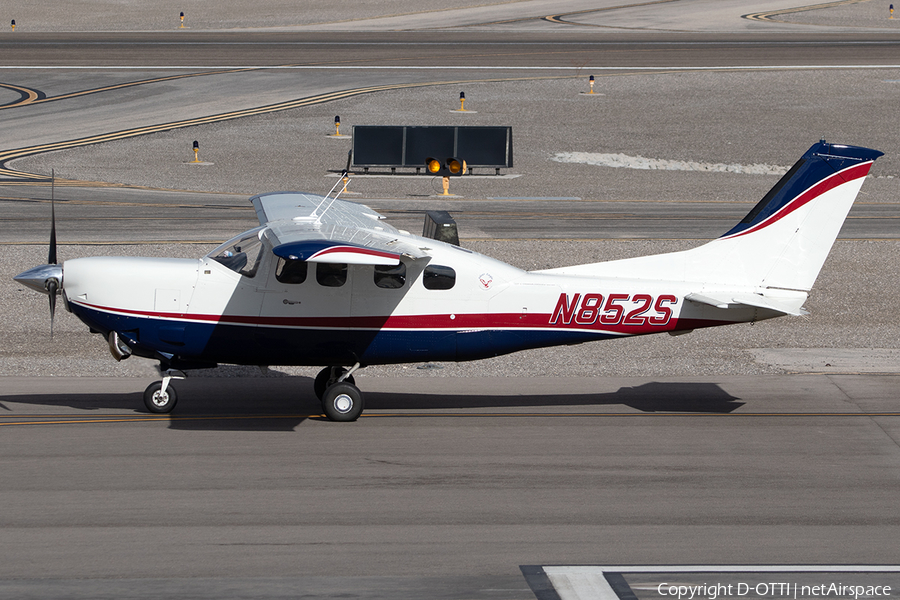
<box><xmin>250</xmin><ymin>191</ymin><xmax>431</xmax><ymax>265</ymax></box>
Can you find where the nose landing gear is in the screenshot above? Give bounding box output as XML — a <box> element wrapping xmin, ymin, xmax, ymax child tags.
<box><xmin>143</xmin><ymin>370</ymin><xmax>185</xmax><ymax>414</ymax></box>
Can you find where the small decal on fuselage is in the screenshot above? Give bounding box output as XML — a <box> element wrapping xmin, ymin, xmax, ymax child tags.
<box><xmin>478</xmin><ymin>273</ymin><xmax>494</xmax><ymax>290</ymax></box>
<box><xmin>549</xmin><ymin>293</ymin><xmax>678</xmax><ymax>327</ymax></box>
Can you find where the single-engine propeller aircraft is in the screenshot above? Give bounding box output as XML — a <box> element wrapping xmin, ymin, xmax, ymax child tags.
<box><xmin>14</xmin><ymin>140</ymin><xmax>882</xmax><ymax>420</ymax></box>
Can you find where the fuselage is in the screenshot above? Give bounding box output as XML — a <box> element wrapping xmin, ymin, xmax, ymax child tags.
<box><xmin>60</xmin><ymin>225</ymin><xmax>764</xmax><ymax>370</ymax></box>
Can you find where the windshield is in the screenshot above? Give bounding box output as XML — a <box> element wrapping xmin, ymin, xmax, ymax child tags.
<box><xmin>208</xmin><ymin>227</ymin><xmax>266</xmax><ymax>278</ymax></box>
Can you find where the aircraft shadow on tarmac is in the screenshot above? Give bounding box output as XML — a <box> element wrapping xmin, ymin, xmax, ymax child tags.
<box><xmin>0</xmin><ymin>379</ymin><xmax>743</xmax><ymax>431</ymax></box>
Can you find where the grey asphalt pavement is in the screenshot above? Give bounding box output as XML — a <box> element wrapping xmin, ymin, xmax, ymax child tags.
<box><xmin>2</xmin><ymin>375</ymin><xmax>900</xmax><ymax>571</ymax></box>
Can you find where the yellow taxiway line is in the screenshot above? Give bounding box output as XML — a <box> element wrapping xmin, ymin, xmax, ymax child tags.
<box><xmin>744</xmin><ymin>0</ymin><xmax>871</xmax><ymax>22</ymax></box>
<box><xmin>2</xmin><ymin>411</ymin><xmax>899</xmax><ymax>427</ymax></box>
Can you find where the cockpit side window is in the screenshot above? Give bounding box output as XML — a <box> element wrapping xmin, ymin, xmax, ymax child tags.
<box><xmin>276</xmin><ymin>257</ymin><xmax>308</xmax><ymax>284</ymax></box>
<box><xmin>374</xmin><ymin>263</ymin><xmax>406</xmax><ymax>289</ymax></box>
<box><xmin>210</xmin><ymin>231</ymin><xmax>265</xmax><ymax>278</ymax></box>
<box><xmin>423</xmin><ymin>265</ymin><xmax>456</xmax><ymax>290</ymax></box>
<box><xmin>316</xmin><ymin>263</ymin><xmax>347</xmax><ymax>287</ymax></box>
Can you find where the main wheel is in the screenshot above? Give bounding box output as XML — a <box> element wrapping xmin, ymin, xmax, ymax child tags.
<box><xmin>143</xmin><ymin>381</ymin><xmax>178</xmax><ymax>414</ymax></box>
<box><xmin>314</xmin><ymin>367</ymin><xmax>355</xmax><ymax>400</ymax></box>
<box><xmin>321</xmin><ymin>382</ymin><xmax>364</xmax><ymax>422</ymax></box>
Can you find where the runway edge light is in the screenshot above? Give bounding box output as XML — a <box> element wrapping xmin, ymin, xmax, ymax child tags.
<box><xmin>180</xmin><ymin>12</ymin><xmax>185</xmax><ymax>28</ymax></box>
<box><xmin>327</xmin><ymin>116</ymin><xmax>351</xmax><ymax>139</ymax></box>
<box><xmin>191</xmin><ymin>140</ymin><xmax>200</xmax><ymax>163</ymax></box>
<box><xmin>451</xmin><ymin>91</ymin><xmax>476</xmax><ymax>113</ymax></box>
<box><xmin>589</xmin><ymin>75</ymin><xmax>595</xmax><ymax>94</ymax></box>
<box><xmin>11</xmin><ymin>20</ymin><xmax>15</xmax><ymax>31</ymax></box>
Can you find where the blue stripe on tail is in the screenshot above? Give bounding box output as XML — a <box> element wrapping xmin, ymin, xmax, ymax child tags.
<box><xmin>721</xmin><ymin>141</ymin><xmax>883</xmax><ymax>239</ymax></box>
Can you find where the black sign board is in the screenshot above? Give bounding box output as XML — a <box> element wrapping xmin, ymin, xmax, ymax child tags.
<box><xmin>351</xmin><ymin>126</ymin><xmax>513</xmax><ymax>171</ymax></box>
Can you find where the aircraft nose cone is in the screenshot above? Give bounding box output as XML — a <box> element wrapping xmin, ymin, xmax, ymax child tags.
<box><xmin>13</xmin><ymin>264</ymin><xmax>63</xmax><ymax>294</ymax></box>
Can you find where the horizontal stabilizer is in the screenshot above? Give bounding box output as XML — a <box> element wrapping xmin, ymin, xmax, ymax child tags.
<box><xmin>685</xmin><ymin>292</ymin><xmax>808</xmax><ymax>316</ymax></box>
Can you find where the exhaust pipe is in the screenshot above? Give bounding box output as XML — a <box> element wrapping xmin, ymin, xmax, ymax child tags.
<box><xmin>108</xmin><ymin>331</ymin><xmax>132</xmax><ymax>361</ymax></box>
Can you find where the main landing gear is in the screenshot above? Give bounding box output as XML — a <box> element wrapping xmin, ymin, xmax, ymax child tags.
<box><xmin>315</xmin><ymin>364</ymin><xmax>364</xmax><ymax>422</ymax></box>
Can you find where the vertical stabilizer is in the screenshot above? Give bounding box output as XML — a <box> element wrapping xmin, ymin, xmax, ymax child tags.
<box><xmin>709</xmin><ymin>140</ymin><xmax>882</xmax><ymax>290</ymax></box>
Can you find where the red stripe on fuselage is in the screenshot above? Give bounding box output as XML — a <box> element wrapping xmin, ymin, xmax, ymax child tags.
<box><xmin>70</xmin><ymin>300</ymin><xmax>734</xmax><ymax>336</ymax></box>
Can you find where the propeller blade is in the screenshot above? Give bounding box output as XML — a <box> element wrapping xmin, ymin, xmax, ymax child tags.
<box><xmin>48</xmin><ymin>176</ymin><xmax>57</xmax><ymax>265</ymax></box>
<box><xmin>14</xmin><ymin>173</ymin><xmax>63</xmax><ymax>339</ymax></box>
<box><xmin>47</xmin><ymin>278</ymin><xmax>58</xmax><ymax>339</ymax></box>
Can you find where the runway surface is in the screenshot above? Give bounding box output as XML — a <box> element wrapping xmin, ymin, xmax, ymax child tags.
<box><xmin>2</xmin><ymin>31</ymin><xmax>900</xmax><ymax>67</ymax></box>
<box><xmin>3</xmin><ymin>373</ymin><xmax>900</xmax><ymax>600</ymax></box>
<box><xmin>2</xmin><ymin>1</ymin><xmax>900</xmax><ymax>598</ymax></box>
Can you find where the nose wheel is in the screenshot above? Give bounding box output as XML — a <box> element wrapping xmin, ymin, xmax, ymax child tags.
<box><xmin>143</xmin><ymin>370</ymin><xmax>185</xmax><ymax>414</ymax></box>
<box><xmin>143</xmin><ymin>380</ymin><xmax>178</xmax><ymax>413</ymax></box>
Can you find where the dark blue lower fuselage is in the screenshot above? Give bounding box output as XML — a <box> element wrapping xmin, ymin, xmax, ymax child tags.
<box><xmin>70</xmin><ymin>302</ymin><xmax>610</xmax><ymax>369</ymax></box>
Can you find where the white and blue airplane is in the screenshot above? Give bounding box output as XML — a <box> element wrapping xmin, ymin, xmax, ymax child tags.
<box><xmin>14</xmin><ymin>140</ymin><xmax>882</xmax><ymax>420</ymax></box>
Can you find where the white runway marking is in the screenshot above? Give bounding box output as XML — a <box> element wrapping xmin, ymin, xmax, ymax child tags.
<box><xmin>552</xmin><ymin>152</ymin><xmax>789</xmax><ymax>174</ymax></box>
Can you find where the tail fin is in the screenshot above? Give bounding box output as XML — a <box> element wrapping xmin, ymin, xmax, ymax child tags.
<box><xmin>543</xmin><ymin>140</ymin><xmax>882</xmax><ymax>292</ymax></box>
<box><xmin>709</xmin><ymin>140</ymin><xmax>882</xmax><ymax>290</ymax></box>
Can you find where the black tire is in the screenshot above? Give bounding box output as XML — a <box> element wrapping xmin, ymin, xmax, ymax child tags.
<box><xmin>321</xmin><ymin>382</ymin><xmax>364</xmax><ymax>422</ymax></box>
<box><xmin>313</xmin><ymin>367</ymin><xmax>355</xmax><ymax>400</ymax></box>
<box><xmin>143</xmin><ymin>381</ymin><xmax>178</xmax><ymax>414</ymax></box>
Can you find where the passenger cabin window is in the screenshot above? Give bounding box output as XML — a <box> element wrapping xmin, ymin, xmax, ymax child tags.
<box><xmin>374</xmin><ymin>263</ymin><xmax>406</xmax><ymax>289</ymax></box>
<box><xmin>423</xmin><ymin>265</ymin><xmax>455</xmax><ymax>290</ymax></box>
<box><xmin>316</xmin><ymin>263</ymin><xmax>347</xmax><ymax>287</ymax></box>
<box><xmin>275</xmin><ymin>258</ymin><xmax>308</xmax><ymax>284</ymax></box>
<box><xmin>210</xmin><ymin>231</ymin><xmax>265</xmax><ymax>278</ymax></box>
